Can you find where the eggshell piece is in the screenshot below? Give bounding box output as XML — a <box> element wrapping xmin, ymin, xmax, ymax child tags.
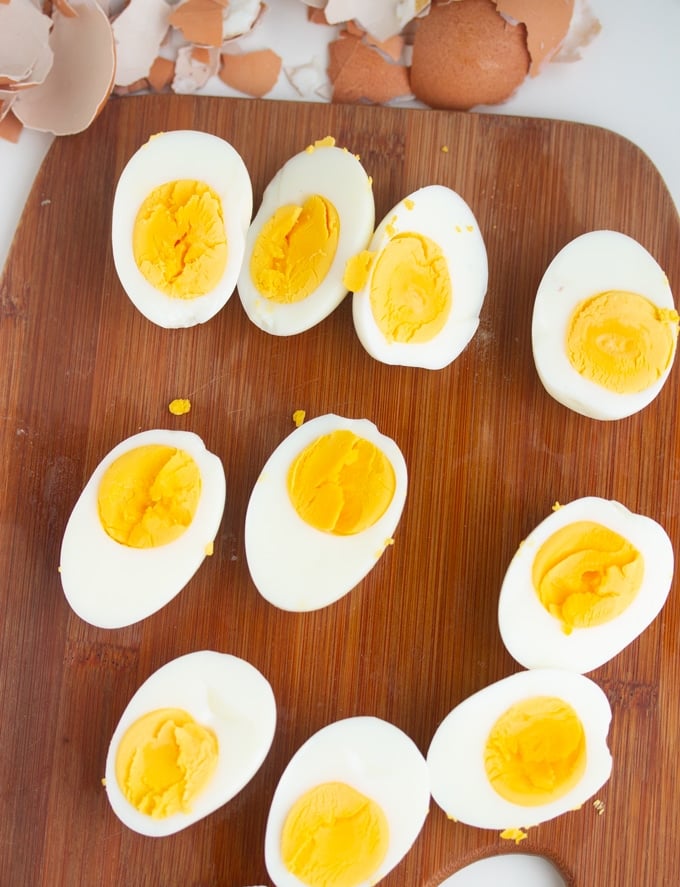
<box><xmin>330</xmin><ymin>34</ymin><xmax>411</xmax><ymax>104</ymax></box>
<box><xmin>147</xmin><ymin>55</ymin><xmax>175</xmax><ymax>91</ymax></box>
<box><xmin>0</xmin><ymin>106</ymin><xmax>22</xmax><ymax>143</ymax></box>
<box><xmin>0</xmin><ymin>0</ymin><xmax>53</xmax><ymax>89</ymax></box>
<box><xmin>410</xmin><ymin>0</ymin><xmax>530</xmax><ymax>110</ymax></box>
<box><xmin>218</xmin><ymin>49</ymin><xmax>282</xmax><ymax>97</ymax></box>
<box><xmin>495</xmin><ymin>0</ymin><xmax>574</xmax><ymax>75</ymax></box>
<box><xmin>324</xmin><ymin>0</ymin><xmax>427</xmax><ymax>42</ymax></box>
<box><xmin>13</xmin><ymin>0</ymin><xmax>115</xmax><ymax>136</ymax></box>
<box><xmin>172</xmin><ymin>44</ymin><xmax>219</xmax><ymax>93</ymax></box>
<box><xmin>169</xmin><ymin>0</ymin><xmax>225</xmax><ymax>47</ymax></box>
<box><xmin>111</xmin><ymin>0</ymin><xmax>172</xmax><ymax>88</ymax></box>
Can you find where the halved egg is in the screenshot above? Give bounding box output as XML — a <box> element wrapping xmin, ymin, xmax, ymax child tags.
<box><xmin>264</xmin><ymin>716</ymin><xmax>430</xmax><ymax>887</ymax></box>
<box><xmin>532</xmin><ymin>230</ymin><xmax>678</xmax><ymax>419</ymax></box>
<box><xmin>350</xmin><ymin>185</ymin><xmax>488</xmax><ymax>369</ymax></box>
<box><xmin>60</xmin><ymin>429</ymin><xmax>226</xmax><ymax>628</ymax></box>
<box><xmin>237</xmin><ymin>136</ymin><xmax>375</xmax><ymax>335</ymax></box>
<box><xmin>105</xmin><ymin>650</ymin><xmax>276</xmax><ymax>837</ymax></box>
<box><xmin>427</xmin><ymin>669</ymin><xmax>612</xmax><ymax>832</ymax></box>
<box><xmin>244</xmin><ymin>413</ymin><xmax>407</xmax><ymax>611</ymax></box>
<box><xmin>111</xmin><ymin>129</ymin><xmax>253</xmax><ymax>328</ymax></box>
<box><xmin>497</xmin><ymin>497</ymin><xmax>673</xmax><ymax>674</ymax></box>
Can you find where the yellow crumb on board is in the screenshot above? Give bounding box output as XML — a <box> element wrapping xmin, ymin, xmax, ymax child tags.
<box><xmin>169</xmin><ymin>398</ymin><xmax>191</xmax><ymax>416</ymax></box>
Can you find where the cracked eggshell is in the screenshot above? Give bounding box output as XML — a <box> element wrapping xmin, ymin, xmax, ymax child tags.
<box><xmin>495</xmin><ymin>0</ymin><xmax>575</xmax><ymax>75</ymax></box>
<box><xmin>112</xmin><ymin>0</ymin><xmax>172</xmax><ymax>88</ymax></box>
<box><xmin>0</xmin><ymin>0</ymin><xmax>53</xmax><ymax>90</ymax></box>
<box><xmin>13</xmin><ymin>0</ymin><xmax>115</xmax><ymax>135</ymax></box>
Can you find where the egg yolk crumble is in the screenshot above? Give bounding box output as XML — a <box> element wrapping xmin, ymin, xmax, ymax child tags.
<box><xmin>567</xmin><ymin>289</ymin><xmax>679</xmax><ymax>393</ymax></box>
<box><xmin>485</xmin><ymin>696</ymin><xmax>586</xmax><ymax>807</ymax></box>
<box><xmin>133</xmin><ymin>179</ymin><xmax>228</xmax><ymax>299</ymax></box>
<box><xmin>281</xmin><ymin>781</ymin><xmax>389</xmax><ymax>887</ymax></box>
<box><xmin>97</xmin><ymin>444</ymin><xmax>201</xmax><ymax>548</ymax></box>
<box><xmin>286</xmin><ymin>430</ymin><xmax>395</xmax><ymax>535</ymax></box>
<box><xmin>532</xmin><ymin>520</ymin><xmax>644</xmax><ymax>633</ymax></box>
<box><xmin>115</xmin><ymin>708</ymin><xmax>218</xmax><ymax>819</ymax></box>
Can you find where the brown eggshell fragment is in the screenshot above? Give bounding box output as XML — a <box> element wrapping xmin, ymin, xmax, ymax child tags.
<box><xmin>495</xmin><ymin>0</ymin><xmax>574</xmax><ymax>75</ymax></box>
<box><xmin>147</xmin><ymin>55</ymin><xmax>175</xmax><ymax>91</ymax></box>
<box><xmin>218</xmin><ymin>48</ymin><xmax>282</xmax><ymax>97</ymax></box>
<box><xmin>13</xmin><ymin>0</ymin><xmax>116</xmax><ymax>135</ymax></box>
<box><xmin>0</xmin><ymin>0</ymin><xmax>53</xmax><ymax>89</ymax></box>
<box><xmin>410</xmin><ymin>0</ymin><xmax>530</xmax><ymax>110</ymax></box>
<box><xmin>0</xmin><ymin>107</ymin><xmax>22</xmax><ymax>143</ymax></box>
<box><xmin>169</xmin><ymin>0</ymin><xmax>224</xmax><ymax>47</ymax></box>
<box><xmin>325</xmin><ymin>0</ymin><xmax>429</xmax><ymax>42</ymax></box>
<box><xmin>330</xmin><ymin>35</ymin><xmax>411</xmax><ymax>104</ymax></box>
<box><xmin>111</xmin><ymin>0</ymin><xmax>172</xmax><ymax>88</ymax></box>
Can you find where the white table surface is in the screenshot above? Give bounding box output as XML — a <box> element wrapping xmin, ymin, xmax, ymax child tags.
<box><xmin>0</xmin><ymin>3</ymin><xmax>678</xmax><ymax>883</ymax></box>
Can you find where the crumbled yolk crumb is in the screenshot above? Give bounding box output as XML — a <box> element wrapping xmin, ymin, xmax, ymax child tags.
<box><xmin>133</xmin><ymin>179</ymin><xmax>227</xmax><ymax>299</ymax></box>
<box><xmin>115</xmin><ymin>708</ymin><xmax>218</xmax><ymax>819</ymax></box>
<box><xmin>287</xmin><ymin>429</ymin><xmax>395</xmax><ymax>535</ymax></box>
<box><xmin>305</xmin><ymin>135</ymin><xmax>336</xmax><ymax>153</ymax></box>
<box><xmin>292</xmin><ymin>409</ymin><xmax>306</xmax><ymax>427</ymax></box>
<box><xmin>169</xmin><ymin>398</ymin><xmax>191</xmax><ymax>416</ymax></box>
<box><xmin>281</xmin><ymin>782</ymin><xmax>389</xmax><ymax>887</ymax></box>
<box><xmin>204</xmin><ymin>540</ymin><xmax>214</xmax><ymax>556</ymax></box>
<box><xmin>532</xmin><ymin>521</ymin><xmax>644</xmax><ymax>633</ymax></box>
<box><xmin>500</xmin><ymin>827</ymin><xmax>528</xmax><ymax>844</ymax></box>
<box><xmin>343</xmin><ymin>250</ymin><xmax>375</xmax><ymax>293</ymax></box>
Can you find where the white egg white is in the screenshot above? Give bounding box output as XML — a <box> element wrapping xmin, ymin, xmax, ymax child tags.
<box><xmin>438</xmin><ymin>853</ymin><xmax>567</xmax><ymax>887</ymax></box>
<box><xmin>427</xmin><ymin>669</ymin><xmax>612</xmax><ymax>831</ymax></box>
<box><xmin>351</xmin><ymin>185</ymin><xmax>488</xmax><ymax>369</ymax></box>
<box><xmin>105</xmin><ymin>651</ymin><xmax>277</xmax><ymax>837</ymax></box>
<box><xmin>237</xmin><ymin>141</ymin><xmax>375</xmax><ymax>335</ymax></box>
<box><xmin>111</xmin><ymin>129</ymin><xmax>253</xmax><ymax>328</ymax></box>
<box><xmin>60</xmin><ymin>429</ymin><xmax>226</xmax><ymax>629</ymax></box>
<box><xmin>264</xmin><ymin>716</ymin><xmax>430</xmax><ymax>887</ymax></box>
<box><xmin>497</xmin><ymin>496</ymin><xmax>674</xmax><ymax>674</ymax></box>
<box><xmin>244</xmin><ymin>414</ymin><xmax>408</xmax><ymax>612</ymax></box>
<box><xmin>532</xmin><ymin>230</ymin><xmax>677</xmax><ymax>420</ymax></box>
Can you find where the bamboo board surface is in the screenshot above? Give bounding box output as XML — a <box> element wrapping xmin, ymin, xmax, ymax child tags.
<box><xmin>1</xmin><ymin>94</ymin><xmax>679</xmax><ymax>887</ymax></box>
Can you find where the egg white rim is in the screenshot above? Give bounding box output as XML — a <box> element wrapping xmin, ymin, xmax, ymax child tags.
<box><xmin>531</xmin><ymin>230</ymin><xmax>676</xmax><ymax>420</ymax></box>
<box><xmin>59</xmin><ymin>429</ymin><xmax>226</xmax><ymax>629</ymax></box>
<box><xmin>497</xmin><ymin>497</ymin><xmax>674</xmax><ymax>674</ymax></box>
<box><xmin>104</xmin><ymin>650</ymin><xmax>277</xmax><ymax>837</ymax></box>
<box><xmin>111</xmin><ymin>129</ymin><xmax>253</xmax><ymax>329</ymax></box>
<box><xmin>237</xmin><ymin>143</ymin><xmax>375</xmax><ymax>335</ymax></box>
<box><xmin>264</xmin><ymin>715</ymin><xmax>430</xmax><ymax>887</ymax></box>
<box><xmin>244</xmin><ymin>414</ymin><xmax>408</xmax><ymax>612</ymax></box>
<box><xmin>426</xmin><ymin>669</ymin><xmax>613</xmax><ymax>831</ymax></box>
<box><xmin>351</xmin><ymin>185</ymin><xmax>488</xmax><ymax>369</ymax></box>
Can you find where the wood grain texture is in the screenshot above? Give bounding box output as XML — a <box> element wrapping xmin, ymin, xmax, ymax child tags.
<box><xmin>1</xmin><ymin>93</ymin><xmax>679</xmax><ymax>887</ymax></box>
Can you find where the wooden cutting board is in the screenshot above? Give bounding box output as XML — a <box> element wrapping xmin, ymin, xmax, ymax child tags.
<box><xmin>1</xmin><ymin>93</ymin><xmax>679</xmax><ymax>887</ymax></box>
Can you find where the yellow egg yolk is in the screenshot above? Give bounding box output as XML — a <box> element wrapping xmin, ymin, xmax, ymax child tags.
<box><xmin>369</xmin><ymin>232</ymin><xmax>452</xmax><ymax>343</ymax></box>
<box><xmin>97</xmin><ymin>444</ymin><xmax>201</xmax><ymax>548</ymax></box>
<box><xmin>249</xmin><ymin>195</ymin><xmax>340</xmax><ymax>303</ymax></box>
<box><xmin>566</xmin><ymin>290</ymin><xmax>679</xmax><ymax>393</ymax></box>
<box><xmin>532</xmin><ymin>520</ymin><xmax>644</xmax><ymax>634</ymax></box>
<box><xmin>132</xmin><ymin>179</ymin><xmax>227</xmax><ymax>299</ymax></box>
<box><xmin>484</xmin><ymin>696</ymin><xmax>586</xmax><ymax>807</ymax></box>
<box><xmin>287</xmin><ymin>430</ymin><xmax>396</xmax><ymax>536</ymax></box>
<box><xmin>281</xmin><ymin>781</ymin><xmax>389</xmax><ymax>887</ymax></box>
<box><xmin>115</xmin><ymin>708</ymin><xmax>218</xmax><ymax>819</ymax></box>
<box><xmin>168</xmin><ymin>397</ymin><xmax>191</xmax><ymax>416</ymax></box>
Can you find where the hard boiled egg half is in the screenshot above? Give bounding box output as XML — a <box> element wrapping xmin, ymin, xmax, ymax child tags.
<box><xmin>237</xmin><ymin>136</ymin><xmax>375</xmax><ymax>335</ymax></box>
<box><xmin>60</xmin><ymin>429</ymin><xmax>226</xmax><ymax>628</ymax></box>
<box><xmin>427</xmin><ymin>669</ymin><xmax>612</xmax><ymax>833</ymax></box>
<box><xmin>350</xmin><ymin>185</ymin><xmax>488</xmax><ymax>369</ymax></box>
<box><xmin>111</xmin><ymin>129</ymin><xmax>253</xmax><ymax>328</ymax></box>
<box><xmin>244</xmin><ymin>414</ymin><xmax>407</xmax><ymax>611</ymax></box>
<box><xmin>498</xmin><ymin>497</ymin><xmax>673</xmax><ymax>674</ymax></box>
<box><xmin>264</xmin><ymin>716</ymin><xmax>430</xmax><ymax>887</ymax></box>
<box><xmin>532</xmin><ymin>230</ymin><xmax>679</xmax><ymax>419</ymax></box>
<box><xmin>105</xmin><ymin>651</ymin><xmax>276</xmax><ymax>837</ymax></box>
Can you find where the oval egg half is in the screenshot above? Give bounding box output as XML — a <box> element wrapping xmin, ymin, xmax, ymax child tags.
<box><xmin>427</xmin><ymin>669</ymin><xmax>612</xmax><ymax>832</ymax></box>
<box><xmin>497</xmin><ymin>496</ymin><xmax>673</xmax><ymax>673</ymax></box>
<box><xmin>245</xmin><ymin>413</ymin><xmax>407</xmax><ymax>612</ymax></box>
<box><xmin>351</xmin><ymin>185</ymin><xmax>488</xmax><ymax>369</ymax></box>
<box><xmin>105</xmin><ymin>650</ymin><xmax>276</xmax><ymax>837</ymax></box>
<box><xmin>532</xmin><ymin>230</ymin><xmax>678</xmax><ymax>419</ymax></box>
<box><xmin>111</xmin><ymin>129</ymin><xmax>253</xmax><ymax>328</ymax></box>
<box><xmin>264</xmin><ymin>716</ymin><xmax>430</xmax><ymax>887</ymax></box>
<box><xmin>60</xmin><ymin>428</ymin><xmax>226</xmax><ymax>628</ymax></box>
<box><xmin>237</xmin><ymin>137</ymin><xmax>375</xmax><ymax>335</ymax></box>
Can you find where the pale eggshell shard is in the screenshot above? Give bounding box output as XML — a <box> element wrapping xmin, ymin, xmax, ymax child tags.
<box><xmin>264</xmin><ymin>716</ymin><xmax>430</xmax><ymax>887</ymax></box>
<box><xmin>105</xmin><ymin>651</ymin><xmax>277</xmax><ymax>837</ymax></box>
<box><xmin>324</xmin><ymin>0</ymin><xmax>427</xmax><ymax>42</ymax></box>
<box><xmin>237</xmin><ymin>141</ymin><xmax>374</xmax><ymax>336</ymax></box>
<box><xmin>12</xmin><ymin>0</ymin><xmax>115</xmax><ymax>136</ymax></box>
<box><xmin>0</xmin><ymin>0</ymin><xmax>53</xmax><ymax>89</ymax></box>
<box><xmin>531</xmin><ymin>230</ymin><xmax>677</xmax><ymax>420</ymax></box>
<box><xmin>112</xmin><ymin>0</ymin><xmax>172</xmax><ymax>87</ymax></box>
<box><xmin>218</xmin><ymin>48</ymin><xmax>282</xmax><ymax>97</ymax></box>
<box><xmin>283</xmin><ymin>55</ymin><xmax>330</xmax><ymax>100</ymax></box>
<box><xmin>427</xmin><ymin>669</ymin><xmax>613</xmax><ymax>830</ymax></box>
<box><xmin>495</xmin><ymin>0</ymin><xmax>574</xmax><ymax>75</ymax></box>
<box><xmin>172</xmin><ymin>44</ymin><xmax>219</xmax><ymax>93</ymax></box>
<box><xmin>439</xmin><ymin>853</ymin><xmax>567</xmax><ymax>886</ymax></box>
<box><xmin>221</xmin><ymin>0</ymin><xmax>266</xmax><ymax>40</ymax></box>
<box><xmin>244</xmin><ymin>414</ymin><xmax>407</xmax><ymax>612</ymax></box>
<box><xmin>497</xmin><ymin>497</ymin><xmax>674</xmax><ymax>674</ymax></box>
<box><xmin>60</xmin><ymin>429</ymin><xmax>226</xmax><ymax>629</ymax></box>
<box><xmin>111</xmin><ymin>129</ymin><xmax>253</xmax><ymax>328</ymax></box>
<box><xmin>352</xmin><ymin>185</ymin><xmax>488</xmax><ymax>369</ymax></box>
